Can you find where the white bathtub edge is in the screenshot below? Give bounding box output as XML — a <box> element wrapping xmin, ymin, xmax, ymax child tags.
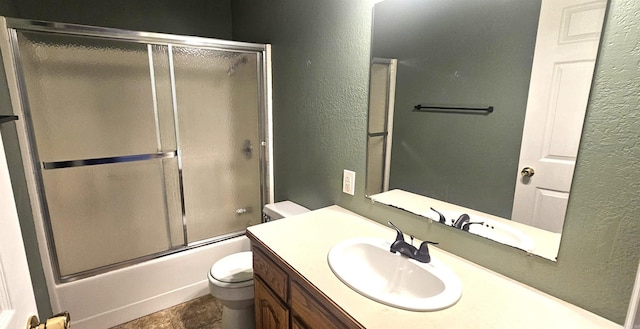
<box><xmin>52</xmin><ymin>236</ymin><xmax>251</xmax><ymax>329</ymax></box>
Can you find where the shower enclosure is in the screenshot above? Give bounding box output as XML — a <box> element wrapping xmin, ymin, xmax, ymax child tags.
<box><xmin>1</xmin><ymin>18</ymin><xmax>272</xmax><ymax>282</ymax></box>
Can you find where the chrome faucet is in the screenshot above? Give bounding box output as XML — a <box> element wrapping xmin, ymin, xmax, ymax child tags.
<box><xmin>453</xmin><ymin>213</ymin><xmax>471</xmax><ymax>229</ymax></box>
<box><xmin>388</xmin><ymin>222</ymin><xmax>438</xmax><ymax>263</ymax></box>
<box><xmin>430</xmin><ymin>208</ymin><xmax>484</xmax><ymax>232</ymax></box>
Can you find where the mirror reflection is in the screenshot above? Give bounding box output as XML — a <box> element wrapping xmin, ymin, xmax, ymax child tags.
<box><xmin>366</xmin><ymin>0</ymin><xmax>607</xmax><ymax>259</ymax></box>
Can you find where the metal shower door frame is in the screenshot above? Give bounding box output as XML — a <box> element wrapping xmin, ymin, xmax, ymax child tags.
<box><xmin>0</xmin><ymin>17</ymin><xmax>273</xmax><ymax>283</ymax></box>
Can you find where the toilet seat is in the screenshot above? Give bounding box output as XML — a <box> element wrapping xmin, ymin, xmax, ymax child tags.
<box><xmin>210</xmin><ymin>251</ymin><xmax>253</xmax><ymax>285</ymax></box>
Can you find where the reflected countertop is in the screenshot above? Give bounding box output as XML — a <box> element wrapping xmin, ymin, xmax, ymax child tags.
<box><xmin>247</xmin><ymin>205</ymin><xmax>619</xmax><ymax>329</ymax></box>
<box><xmin>370</xmin><ymin>189</ymin><xmax>562</xmax><ymax>260</ymax></box>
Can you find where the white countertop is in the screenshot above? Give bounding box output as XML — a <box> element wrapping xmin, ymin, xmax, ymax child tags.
<box><xmin>248</xmin><ymin>205</ymin><xmax>620</xmax><ymax>329</ymax></box>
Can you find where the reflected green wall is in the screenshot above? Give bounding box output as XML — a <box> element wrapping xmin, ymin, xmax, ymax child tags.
<box><xmin>373</xmin><ymin>0</ymin><xmax>541</xmax><ymax>218</ymax></box>
<box><xmin>233</xmin><ymin>0</ymin><xmax>639</xmax><ymax>324</ymax></box>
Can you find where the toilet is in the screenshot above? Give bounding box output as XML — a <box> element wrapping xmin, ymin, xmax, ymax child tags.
<box><xmin>208</xmin><ymin>201</ymin><xmax>310</xmax><ymax>329</ymax></box>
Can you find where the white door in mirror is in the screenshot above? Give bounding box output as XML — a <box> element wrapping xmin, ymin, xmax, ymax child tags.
<box><xmin>512</xmin><ymin>0</ymin><xmax>606</xmax><ymax>233</ymax></box>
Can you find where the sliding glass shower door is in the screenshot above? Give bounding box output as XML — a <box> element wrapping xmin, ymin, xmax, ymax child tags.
<box><xmin>172</xmin><ymin>47</ymin><xmax>262</xmax><ymax>243</ymax></box>
<box><xmin>9</xmin><ymin>22</ymin><xmax>269</xmax><ymax>281</ymax></box>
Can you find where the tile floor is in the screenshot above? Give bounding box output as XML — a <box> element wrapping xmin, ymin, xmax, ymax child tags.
<box><xmin>109</xmin><ymin>295</ymin><xmax>223</xmax><ymax>329</ymax></box>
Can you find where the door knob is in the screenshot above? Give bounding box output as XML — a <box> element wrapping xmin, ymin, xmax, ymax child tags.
<box><xmin>27</xmin><ymin>311</ymin><xmax>70</xmax><ymax>329</ymax></box>
<box><xmin>520</xmin><ymin>167</ymin><xmax>535</xmax><ymax>177</ymax></box>
<box><xmin>26</xmin><ymin>315</ymin><xmax>39</xmax><ymax>329</ymax></box>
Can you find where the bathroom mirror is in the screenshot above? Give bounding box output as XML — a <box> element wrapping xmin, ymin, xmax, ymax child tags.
<box><xmin>366</xmin><ymin>0</ymin><xmax>607</xmax><ymax>260</ymax></box>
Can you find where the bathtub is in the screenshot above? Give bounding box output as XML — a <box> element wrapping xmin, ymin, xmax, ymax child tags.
<box><xmin>50</xmin><ymin>235</ymin><xmax>251</xmax><ymax>329</ymax></box>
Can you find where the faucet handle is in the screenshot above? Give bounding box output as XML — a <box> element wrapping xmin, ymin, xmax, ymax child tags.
<box><xmin>419</xmin><ymin>240</ymin><xmax>438</xmax><ymax>249</ymax></box>
<box><xmin>430</xmin><ymin>207</ymin><xmax>447</xmax><ymax>224</ymax></box>
<box><xmin>416</xmin><ymin>240</ymin><xmax>439</xmax><ymax>263</ymax></box>
<box><xmin>387</xmin><ymin>221</ymin><xmax>405</xmax><ymax>242</ymax></box>
<box><xmin>462</xmin><ymin>221</ymin><xmax>484</xmax><ymax>232</ymax></box>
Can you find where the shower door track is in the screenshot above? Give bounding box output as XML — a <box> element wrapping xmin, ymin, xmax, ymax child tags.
<box><xmin>57</xmin><ymin>231</ymin><xmax>247</xmax><ymax>283</ymax></box>
<box><xmin>2</xmin><ymin>17</ymin><xmax>273</xmax><ymax>283</ymax></box>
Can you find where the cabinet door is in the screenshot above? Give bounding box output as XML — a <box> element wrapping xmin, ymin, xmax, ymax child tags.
<box><xmin>291</xmin><ymin>317</ymin><xmax>308</xmax><ymax>329</ymax></box>
<box><xmin>255</xmin><ymin>276</ymin><xmax>289</xmax><ymax>329</ymax></box>
<box><xmin>291</xmin><ymin>281</ymin><xmax>346</xmax><ymax>329</ymax></box>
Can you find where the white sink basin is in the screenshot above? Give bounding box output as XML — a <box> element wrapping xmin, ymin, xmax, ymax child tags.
<box><xmin>327</xmin><ymin>237</ymin><xmax>462</xmax><ymax>311</ymax></box>
<box><xmin>466</xmin><ymin>218</ymin><xmax>535</xmax><ymax>251</ymax></box>
<box><xmin>423</xmin><ymin>209</ymin><xmax>535</xmax><ymax>251</ymax></box>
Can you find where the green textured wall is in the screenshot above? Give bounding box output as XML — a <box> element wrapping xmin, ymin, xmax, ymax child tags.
<box><xmin>5</xmin><ymin>0</ymin><xmax>233</xmax><ymax>39</ymax></box>
<box><xmin>233</xmin><ymin>0</ymin><xmax>640</xmax><ymax>324</ymax></box>
<box><xmin>232</xmin><ymin>0</ymin><xmax>371</xmax><ymax>208</ymax></box>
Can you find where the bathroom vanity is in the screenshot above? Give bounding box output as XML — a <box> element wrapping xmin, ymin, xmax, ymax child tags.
<box><xmin>251</xmin><ymin>237</ymin><xmax>361</xmax><ymax>328</ymax></box>
<box><xmin>247</xmin><ymin>206</ymin><xmax>621</xmax><ymax>329</ymax></box>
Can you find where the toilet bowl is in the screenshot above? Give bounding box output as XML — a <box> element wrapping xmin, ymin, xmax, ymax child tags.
<box><xmin>208</xmin><ymin>201</ymin><xmax>310</xmax><ymax>329</ymax></box>
<box><xmin>208</xmin><ymin>251</ymin><xmax>255</xmax><ymax>329</ymax></box>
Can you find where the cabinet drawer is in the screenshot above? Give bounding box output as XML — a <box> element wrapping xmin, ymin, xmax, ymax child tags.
<box><xmin>253</xmin><ymin>247</ymin><xmax>288</xmax><ymax>301</ymax></box>
<box><xmin>291</xmin><ymin>280</ymin><xmax>346</xmax><ymax>329</ymax></box>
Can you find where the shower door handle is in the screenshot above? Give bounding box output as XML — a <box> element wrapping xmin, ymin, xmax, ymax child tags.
<box><xmin>241</xmin><ymin>140</ymin><xmax>253</xmax><ymax>159</ymax></box>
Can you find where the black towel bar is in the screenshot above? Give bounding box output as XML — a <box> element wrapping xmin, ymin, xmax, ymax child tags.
<box><xmin>413</xmin><ymin>105</ymin><xmax>493</xmax><ymax>114</ymax></box>
<box><xmin>0</xmin><ymin>115</ymin><xmax>18</xmax><ymax>125</ymax></box>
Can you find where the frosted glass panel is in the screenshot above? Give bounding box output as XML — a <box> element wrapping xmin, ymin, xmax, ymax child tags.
<box><xmin>43</xmin><ymin>159</ymin><xmax>181</xmax><ymax>276</ymax></box>
<box><xmin>368</xmin><ymin>63</ymin><xmax>390</xmax><ymax>133</ymax></box>
<box><xmin>149</xmin><ymin>45</ymin><xmax>177</xmax><ymax>151</ymax></box>
<box><xmin>172</xmin><ymin>47</ymin><xmax>262</xmax><ymax>243</ymax></box>
<box><xmin>366</xmin><ymin>136</ymin><xmax>386</xmax><ymax>196</ymax></box>
<box><xmin>16</xmin><ymin>32</ymin><xmax>164</xmax><ymax>161</ymax></box>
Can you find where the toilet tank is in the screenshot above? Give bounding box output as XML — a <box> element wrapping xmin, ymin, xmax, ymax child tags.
<box><xmin>262</xmin><ymin>201</ymin><xmax>310</xmax><ymax>222</ymax></box>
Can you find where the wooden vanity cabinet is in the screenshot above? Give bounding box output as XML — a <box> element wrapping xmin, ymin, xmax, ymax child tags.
<box><xmin>249</xmin><ymin>233</ymin><xmax>364</xmax><ymax>329</ymax></box>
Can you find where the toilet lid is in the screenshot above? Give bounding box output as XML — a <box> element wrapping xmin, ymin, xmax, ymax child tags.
<box><xmin>210</xmin><ymin>251</ymin><xmax>253</xmax><ymax>283</ymax></box>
